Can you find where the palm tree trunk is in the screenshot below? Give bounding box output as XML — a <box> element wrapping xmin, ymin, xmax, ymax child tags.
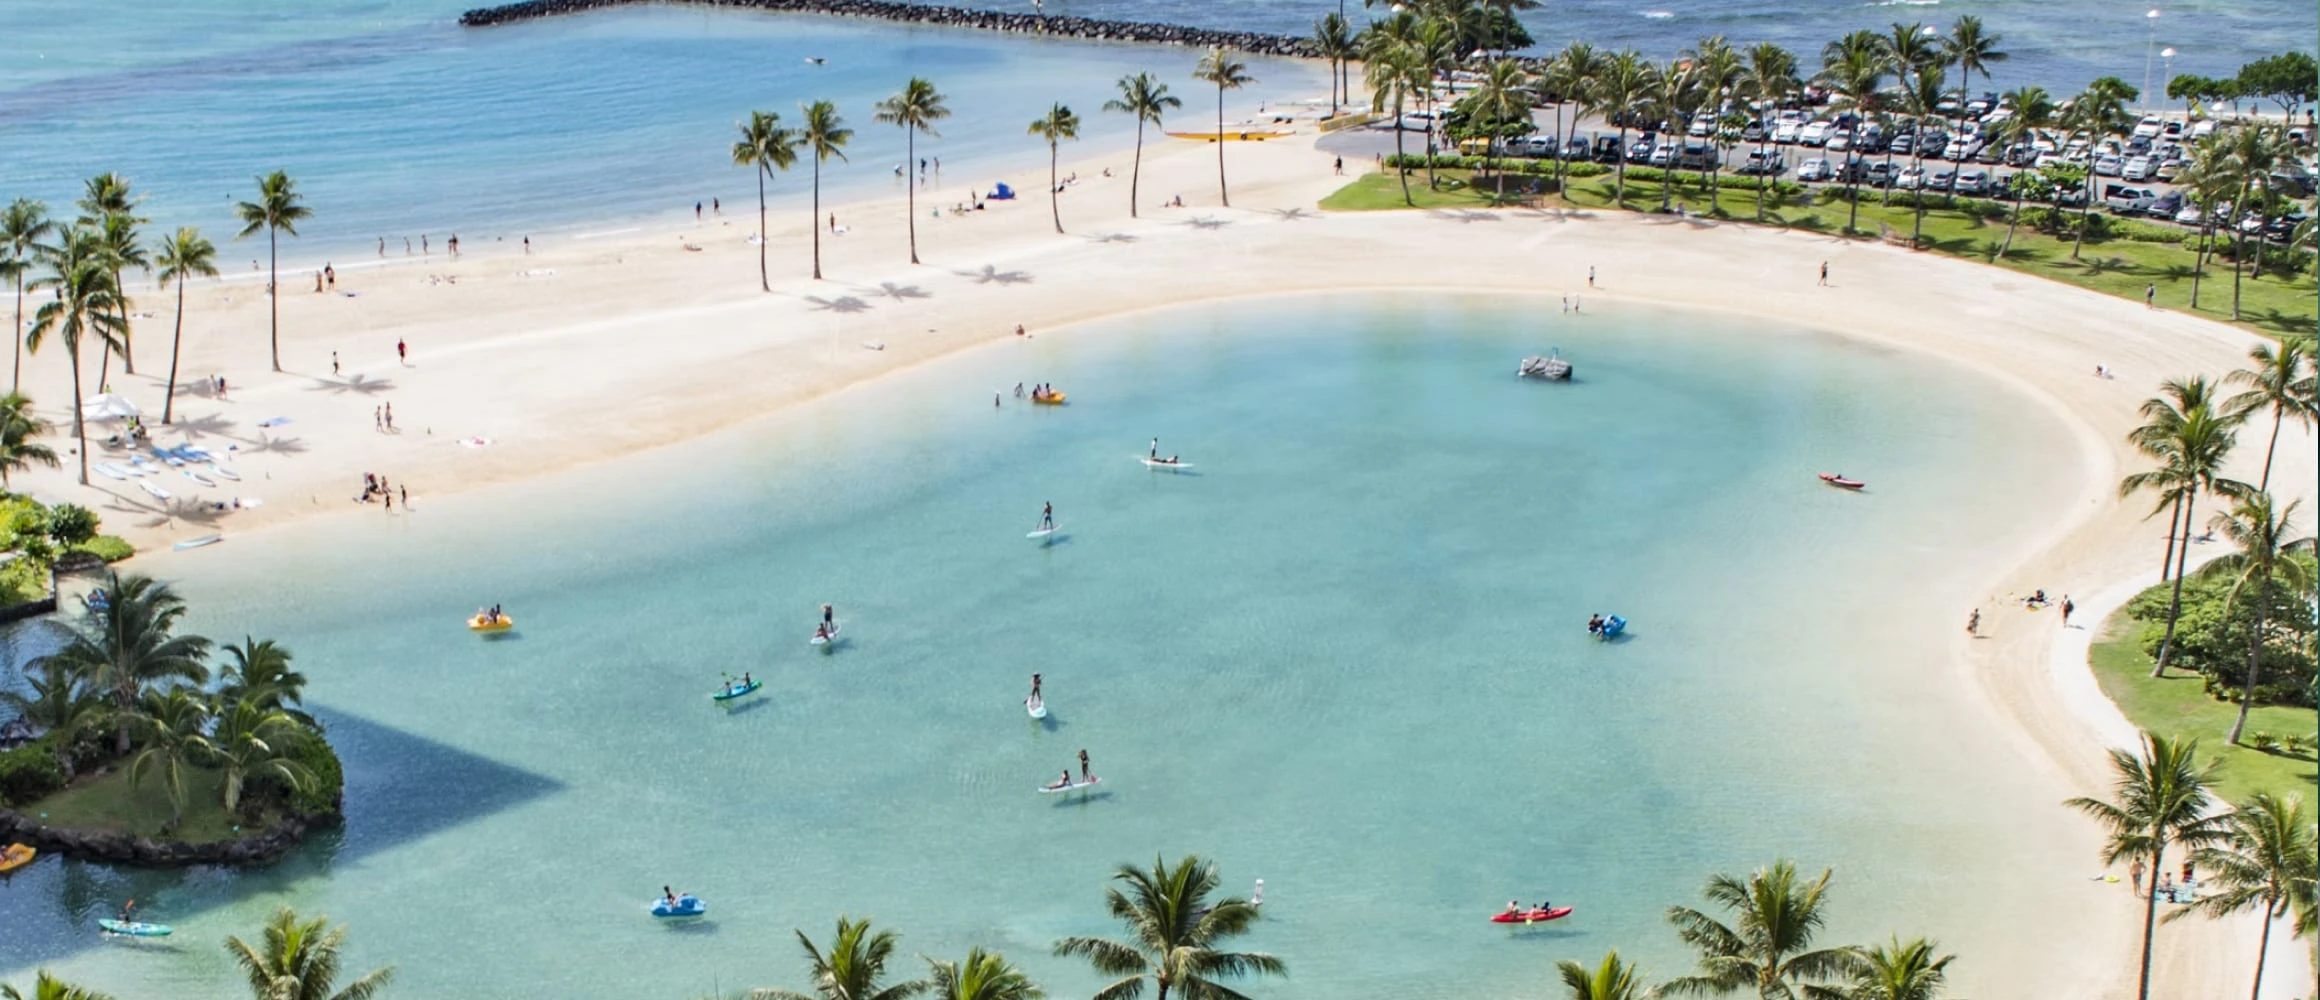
<box><xmin>1998</xmin><ymin>186</ymin><xmax>2026</xmax><ymax>257</ymax></box>
<box><xmin>2229</xmin><ymin>228</ymin><xmax>2247</xmax><ymax>320</ymax></box>
<box><xmin>1756</xmin><ymin>137</ymin><xmax>1770</xmax><ymax>221</ymax></box>
<box><xmin>811</xmin><ymin>158</ymin><xmax>824</xmax><ymax>280</ymax></box>
<box><xmin>756</xmin><ymin>166</ymin><xmax>769</xmax><ymax>292</ymax></box>
<box><xmin>2071</xmin><ymin>176</ymin><xmax>2095</xmax><ymax>260</ymax></box>
<box><xmin>1215</xmin><ymin>87</ymin><xmax>1230</xmax><ymax>207</ymax></box>
<box><xmin>268</xmin><ymin>227</ymin><xmax>281</xmax><ymax>371</ymax></box>
<box><xmin>68</xmin><ymin>339</ymin><xmax>86</xmax><ymax>485</ymax></box>
<box><xmin>906</xmin><ymin>128</ymin><xmax>921</xmax><ymax>264</ymax></box>
<box><xmin>2246</xmin><ymin>899</ymin><xmax>2274</xmax><ymax>1000</ymax></box>
<box><xmin>2159</xmin><ymin>492</ymin><xmax>2183</xmax><ymax>585</ymax></box>
<box><xmin>1049</xmin><ymin>142</ymin><xmax>1063</xmax><ymax>233</ymax></box>
<box><xmin>1130</xmin><ymin>120</ymin><xmax>1145</xmax><ymax>218</ymax></box>
<box><xmin>2258</xmin><ymin>408</ymin><xmax>2282</xmax><ymax>493</ymax></box>
<box><xmin>2136</xmin><ymin>843</ymin><xmax>2163</xmax><ymax>1000</ymax></box>
<box><xmin>116</xmin><ymin>268</ymin><xmax>133</xmax><ymax>375</ymax></box>
<box><xmin>1614</xmin><ymin>125</ymin><xmax>1629</xmax><ymax>204</ymax></box>
<box><xmin>163</xmin><ymin>280</ymin><xmax>185</xmax><ymax>424</ymax></box>
<box><xmin>1394</xmin><ymin>115</ymin><xmax>1413</xmax><ymax>206</ymax></box>
<box><xmin>2227</xmin><ymin>575</ymin><xmax>2271</xmax><ymax>744</ymax></box>
<box><xmin>2190</xmin><ymin>220</ymin><xmax>2211</xmax><ymax>308</ymax></box>
<box><xmin>10</xmin><ymin>276</ymin><xmax>22</xmax><ymax>393</ymax></box>
<box><xmin>2154</xmin><ymin>490</ymin><xmax>2198</xmax><ymax>672</ymax></box>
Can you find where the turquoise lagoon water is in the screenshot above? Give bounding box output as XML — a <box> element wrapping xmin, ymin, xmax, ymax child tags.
<box><xmin>0</xmin><ymin>295</ymin><xmax>2102</xmax><ymax>999</ymax></box>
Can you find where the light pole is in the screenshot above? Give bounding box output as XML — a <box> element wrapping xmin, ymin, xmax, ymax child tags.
<box><xmin>2160</xmin><ymin>47</ymin><xmax>2177</xmax><ymax>116</ymax></box>
<box><xmin>2141</xmin><ymin>9</ymin><xmax>2161</xmax><ymax>113</ymax></box>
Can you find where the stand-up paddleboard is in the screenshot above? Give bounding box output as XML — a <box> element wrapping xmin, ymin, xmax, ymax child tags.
<box><xmin>98</xmin><ymin>919</ymin><xmax>173</xmax><ymax>937</ymax></box>
<box><xmin>1027</xmin><ymin>525</ymin><xmax>1060</xmax><ymax>539</ymax></box>
<box><xmin>1039</xmin><ymin>775</ymin><xmax>1100</xmax><ymax>794</ymax></box>
<box><xmin>1026</xmin><ymin>695</ymin><xmax>1047</xmax><ymax>719</ymax></box>
<box><xmin>1138</xmin><ymin>457</ymin><xmax>1193</xmax><ymax>470</ymax></box>
<box><xmin>809</xmin><ymin>625</ymin><xmax>839</xmax><ymax>646</ymax></box>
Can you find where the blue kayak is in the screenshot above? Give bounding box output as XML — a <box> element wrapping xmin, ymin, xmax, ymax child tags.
<box><xmin>711</xmin><ymin>679</ymin><xmax>761</xmax><ymax>702</ymax></box>
<box><xmin>1597</xmin><ymin>615</ymin><xmax>1627</xmax><ymax>640</ymax></box>
<box><xmin>651</xmin><ymin>894</ymin><xmax>707</xmax><ymax>918</ymax></box>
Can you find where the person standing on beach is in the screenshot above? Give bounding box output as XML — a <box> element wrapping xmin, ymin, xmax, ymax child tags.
<box><xmin>523</xmin><ymin>236</ymin><xmax>531</xmax><ymax>254</ymax></box>
<box><xmin>2130</xmin><ymin>858</ymin><xmax>2144</xmax><ymax>893</ymax></box>
<box><xmin>397</xmin><ymin>338</ymin><xmax>408</xmax><ymax>364</ymax></box>
<box><xmin>2060</xmin><ymin>595</ymin><xmax>2074</xmax><ymax>627</ymax></box>
<box><xmin>712</xmin><ymin>198</ymin><xmax>720</xmax><ymax>215</ymax></box>
<box><xmin>400</xmin><ymin>485</ymin><xmax>408</xmax><ymax>508</ymax></box>
<box><xmin>448</xmin><ymin>234</ymin><xmax>459</xmax><ymax>256</ymax></box>
<box><xmin>377</xmin><ymin>237</ymin><xmax>385</xmax><ymax>257</ymax></box>
<box><xmin>1587</xmin><ymin>266</ymin><xmax>1595</xmax><ymax>287</ymax></box>
<box><xmin>421</xmin><ymin>235</ymin><xmax>429</xmax><ymax>254</ymax></box>
<box><xmin>384</xmin><ymin>402</ymin><xmax>394</xmax><ymax>431</ymax></box>
<box><xmin>2144</xmin><ymin>284</ymin><xmax>2156</xmax><ymax>307</ymax></box>
<box><xmin>374</xmin><ymin>406</ymin><xmax>382</xmax><ymax>431</ymax></box>
<box><xmin>1966</xmin><ymin>608</ymin><xmax>1980</xmax><ymax>635</ymax></box>
<box><xmin>1334</xmin><ymin>156</ymin><xmax>1343</xmax><ymax>175</ymax></box>
<box><xmin>1818</xmin><ymin>261</ymin><xmax>1828</xmax><ymax>286</ymax></box>
<box><xmin>332</xmin><ymin>351</ymin><xmax>340</xmax><ymax>375</ymax></box>
<box><xmin>695</xmin><ymin>201</ymin><xmax>702</xmax><ymax>220</ymax></box>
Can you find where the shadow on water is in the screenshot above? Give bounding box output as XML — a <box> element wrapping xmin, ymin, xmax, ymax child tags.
<box><xmin>720</xmin><ymin>697</ymin><xmax>773</xmax><ymax>716</ymax></box>
<box><xmin>1048</xmin><ymin>790</ymin><xmax>1113</xmax><ymax>808</ymax></box>
<box><xmin>1035</xmin><ymin>712</ymin><xmax>1063</xmax><ymax>733</ymax></box>
<box><xmin>1038</xmin><ymin>533</ymin><xmax>1072</xmax><ymax>548</ymax></box>
<box><xmin>1502</xmin><ymin>927</ymin><xmax>1587</xmax><ymax>942</ymax></box>
<box><xmin>0</xmin><ymin>707</ymin><xmax>564</xmax><ymax>970</ymax></box>
<box><xmin>658</xmin><ymin>919</ymin><xmax>720</xmax><ymax>936</ymax></box>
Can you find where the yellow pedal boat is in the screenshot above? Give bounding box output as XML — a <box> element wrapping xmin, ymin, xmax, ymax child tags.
<box><xmin>468</xmin><ymin>614</ymin><xmax>514</xmax><ymax>632</ymax></box>
<box><xmin>0</xmin><ymin>843</ymin><xmax>35</xmax><ymax>875</ymax></box>
<box><xmin>1031</xmin><ymin>393</ymin><xmax>1067</xmax><ymax>406</ymax></box>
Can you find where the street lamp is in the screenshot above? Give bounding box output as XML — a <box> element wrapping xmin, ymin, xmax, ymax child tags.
<box><xmin>2141</xmin><ymin>9</ymin><xmax>2161</xmax><ymax>113</ymax></box>
<box><xmin>2160</xmin><ymin>47</ymin><xmax>2177</xmax><ymax>114</ymax></box>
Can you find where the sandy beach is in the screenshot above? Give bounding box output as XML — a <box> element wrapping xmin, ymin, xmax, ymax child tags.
<box><xmin>13</xmin><ymin>103</ymin><xmax>2313</xmax><ymax>996</ymax></box>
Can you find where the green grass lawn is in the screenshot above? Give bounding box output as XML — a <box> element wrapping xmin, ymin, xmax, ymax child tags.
<box><xmin>2088</xmin><ymin>606</ymin><xmax>2318</xmax><ymax>803</ymax></box>
<box><xmin>1322</xmin><ymin>168</ymin><xmax>2318</xmax><ymax>340</ymax></box>
<box><xmin>25</xmin><ymin>765</ymin><xmax>246</xmax><ymax>843</ymax></box>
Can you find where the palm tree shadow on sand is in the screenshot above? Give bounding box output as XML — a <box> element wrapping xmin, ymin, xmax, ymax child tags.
<box><xmin>1515</xmin><ymin>207</ymin><xmax>1596</xmax><ymax>223</ymax></box>
<box><xmin>859</xmin><ymin>282</ymin><xmax>930</xmax><ymax>301</ymax></box>
<box><xmin>243</xmin><ymin>434</ymin><xmax>307</xmax><ymax>456</ymax></box>
<box><xmin>805</xmin><ymin>295</ymin><xmax>872</xmax><ymax>313</ymax></box>
<box><xmin>161</xmin><ymin>412</ymin><xmax>238</xmax><ymax>442</ymax></box>
<box><xmin>956</xmin><ymin>264</ymin><xmax>1034</xmax><ymax>285</ymax></box>
<box><xmin>1427</xmin><ymin>209</ymin><xmax>1500</xmax><ymax>224</ymax></box>
<box><xmin>1269</xmin><ymin>208</ymin><xmax>1315</xmax><ymax>222</ymax></box>
<box><xmin>306</xmin><ymin>374</ymin><xmax>396</xmax><ymax>396</ymax></box>
<box><xmin>1179</xmin><ymin>216</ymin><xmax>1230</xmax><ymax>231</ymax></box>
<box><xmin>1087</xmin><ymin>233</ymin><xmax>1137</xmax><ymax>244</ymax></box>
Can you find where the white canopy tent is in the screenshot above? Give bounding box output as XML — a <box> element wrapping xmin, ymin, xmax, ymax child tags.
<box><xmin>80</xmin><ymin>393</ymin><xmax>141</xmax><ymax>422</ymax></box>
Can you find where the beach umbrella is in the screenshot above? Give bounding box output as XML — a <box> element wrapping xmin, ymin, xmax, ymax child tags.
<box><xmin>81</xmin><ymin>393</ymin><xmax>141</xmax><ymax>422</ymax></box>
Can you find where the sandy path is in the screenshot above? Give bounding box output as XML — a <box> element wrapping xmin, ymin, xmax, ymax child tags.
<box><xmin>13</xmin><ymin>106</ymin><xmax>2312</xmax><ymax>998</ymax></box>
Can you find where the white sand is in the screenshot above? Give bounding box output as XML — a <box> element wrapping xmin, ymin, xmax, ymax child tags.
<box><xmin>14</xmin><ymin>111</ymin><xmax>2313</xmax><ymax>997</ymax></box>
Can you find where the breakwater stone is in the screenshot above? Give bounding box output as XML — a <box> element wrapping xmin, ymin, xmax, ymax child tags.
<box><xmin>460</xmin><ymin>0</ymin><xmax>1324</xmax><ymax>58</ymax></box>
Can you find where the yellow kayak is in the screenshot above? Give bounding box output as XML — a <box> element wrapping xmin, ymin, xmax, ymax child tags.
<box><xmin>0</xmin><ymin>843</ymin><xmax>35</xmax><ymax>875</ymax></box>
<box><xmin>468</xmin><ymin>614</ymin><xmax>514</xmax><ymax>632</ymax></box>
<box><xmin>1167</xmin><ymin>130</ymin><xmax>1295</xmax><ymax>142</ymax></box>
<box><xmin>1031</xmin><ymin>393</ymin><xmax>1067</xmax><ymax>406</ymax></box>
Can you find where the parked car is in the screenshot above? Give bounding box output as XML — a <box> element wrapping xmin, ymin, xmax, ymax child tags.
<box><xmin>1741</xmin><ymin>120</ymin><xmax>1766</xmax><ymax>142</ymax></box>
<box><xmin>2265</xmin><ymin>212</ymin><xmax>2308</xmax><ymax>239</ymax></box>
<box><xmin>1798</xmin><ymin>120</ymin><xmax>1834</xmax><ymax>146</ymax></box>
<box><xmin>1945</xmin><ymin>138</ymin><xmax>1976</xmax><ymax>161</ymax></box>
<box><xmin>1889</xmin><ymin>134</ymin><xmax>1916</xmax><ymax>156</ymax></box>
<box><xmin>2154</xmin><ymin>159</ymin><xmax>2180</xmax><ymax>182</ymax></box>
<box><xmin>1564</xmin><ymin>137</ymin><xmax>1592</xmax><ymax>160</ymax></box>
<box><xmin>2162</xmin><ymin>119</ymin><xmax>2186</xmax><ymax>139</ymax></box>
<box><xmin>1649</xmin><ymin>142</ymin><xmax>1677</xmax><ymax>166</ymax></box>
<box><xmin>2144</xmin><ymin>190</ymin><xmax>2185</xmax><ymax>219</ymax></box>
<box><xmin>1927</xmin><ymin>167</ymin><xmax>1956</xmax><ymax>192</ymax></box>
<box><xmin>1687</xmin><ymin>118</ymin><xmax>1713</xmax><ymax>138</ymax></box>
<box><xmin>1772</xmin><ymin>121</ymin><xmax>1803</xmax><ymax>144</ymax></box>
<box><xmin>2131</xmin><ymin>116</ymin><xmax>2163</xmax><ymax>139</ymax></box>
<box><xmin>2092</xmin><ymin>153</ymin><xmax>2124</xmax><ymax>177</ymax></box>
<box><xmin>1797</xmin><ymin>157</ymin><xmax>1833</xmax><ymax>181</ymax></box>
<box><xmin>2174</xmin><ymin>203</ymin><xmax>2204</xmax><ymax>226</ymax></box>
<box><xmin>2120</xmin><ymin>156</ymin><xmax>2156</xmax><ymax>181</ymax></box>
<box><xmin>1736</xmin><ymin>149</ymin><xmax>1786</xmax><ymax>175</ymax></box>
<box><xmin>1953</xmin><ymin>169</ymin><xmax>1990</xmax><ymax>196</ymax></box>
<box><xmin>2102</xmin><ymin>184</ymin><xmax>2157</xmax><ymax>213</ymax></box>
<box><xmin>1826</xmin><ymin>131</ymin><xmax>1853</xmax><ymax>152</ymax></box>
<box><xmin>1676</xmin><ymin>141</ymin><xmax>1717</xmax><ymax>170</ymax></box>
<box><xmin>1895</xmin><ymin>166</ymin><xmax>1925</xmax><ymax>190</ymax></box>
<box><xmin>1863</xmin><ymin>161</ymin><xmax>1898</xmax><ymax>187</ymax></box>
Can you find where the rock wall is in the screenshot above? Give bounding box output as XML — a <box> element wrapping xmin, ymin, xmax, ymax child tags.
<box><xmin>0</xmin><ymin>807</ymin><xmax>322</xmax><ymax>868</ymax></box>
<box><xmin>459</xmin><ymin>0</ymin><xmax>1321</xmax><ymax>58</ymax></box>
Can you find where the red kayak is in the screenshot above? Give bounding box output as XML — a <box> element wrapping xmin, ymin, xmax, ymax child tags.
<box><xmin>1818</xmin><ymin>472</ymin><xmax>1866</xmax><ymax>490</ymax></box>
<box><xmin>1491</xmin><ymin>906</ymin><xmax>1572</xmax><ymax>924</ymax></box>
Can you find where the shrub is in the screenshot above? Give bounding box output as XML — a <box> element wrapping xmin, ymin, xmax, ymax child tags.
<box><xmin>2128</xmin><ymin>555</ymin><xmax>2320</xmax><ymax>707</ymax></box>
<box><xmin>0</xmin><ymin>554</ymin><xmax>49</xmax><ymax>607</ymax></box>
<box><xmin>68</xmin><ymin>536</ymin><xmax>134</xmax><ymax>564</ymax></box>
<box><xmin>0</xmin><ymin>737</ymin><xmax>66</xmax><ymax>807</ymax></box>
<box><xmin>45</xmin><ymin>504</ymin><xmax>97</xmax><ymax>547</ymax></box>
<box><xmin>2249</xmin><ymin>732</ymin><xmax>2280</xmax><ymax>752</ymax></box>
<box><xmin>249</xmin><ymin>724</ymin><xmax>345</xmax><ymax>819</ymax></box>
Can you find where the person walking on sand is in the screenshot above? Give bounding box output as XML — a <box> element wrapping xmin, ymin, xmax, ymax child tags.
<box><xmin>2144</xmin><ymin>284</ymin><xmax>2155</xmax><ymax>307</ymax></box>
<box><xmin>397</xmin><ymin>338</ymin><xmax>408</xmax><ymax>364</ymax></box>
<box><xmin>2061</xmin><ymin>595</ymin><xmax>2074</xmax><ymax>627</ymax></box>
<box><xmin>1587</xmin><ymin>266</ymin><xmax>1595</xmax><ymax>287</ymax></box>
<box><xmin>1334</xmin><ymin>155</ymin><xmax>1344</xmax><ymax>176</ymax></box>
<box><xmin>374</xmin><ymin>406</ymin><xmax>382</xmax><ymax>431</ymax></box>
<box><xmin>332</xmin><ymin>351</ymin><xmax>340</xmax><ymax>375</ymax></box>
<box><xmin>1818</xmin><ymin>261</ymin><xmax>1828</xmax><ymax>286</ymax></box>
<box><xmin>325</xmin><ymin>263</ymin><xmax>336</xmax><ymax>288</ymax></box>
<box><xmin>2130</xmin><ymin>858</ymin><xmax>2144</xmax><ymax>893</ymax></box>
<box><xmin>523</xmin><ymin>236</ymin><xmax>531</xmax><ymax>254</ymax></box>
<box><xmin>1966</xmin><ymin>608</ymin><xmax>1980</xmax><ymax>635</ymax></box>
<box><xmin>400</xmin><ymin>485</ymin><xmax>408</xmax><ymax>508</ymax></box>
<box><xmin>384</xmin><ymin>402</ymin><xmax>394</xmax><ymax>431</ymax></box>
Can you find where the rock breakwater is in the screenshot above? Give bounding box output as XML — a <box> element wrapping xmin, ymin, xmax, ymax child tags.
<box><xmin>460</xmin><ymin>0</ymin><xmax>1321</xmax><ymax>58</ymax></box>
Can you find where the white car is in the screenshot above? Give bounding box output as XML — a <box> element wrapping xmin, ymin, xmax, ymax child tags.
<box><xmin>1826</xmin><ymin>131</ymin><xmax>1853</xmax><ymax>152</ymax></box>
<box><xmin>2174</xmin><ymin>204</ymin><xmax>2204</xmax><ymax>225</ymax></box>
<box><xmin>1687</xmin><ymin>118</ymin><xmax>1712</xmax><ymax>138</ymax></box>
<box><xmin>2093</xmin><ymin>153</ymin><xmax>2124</xmax><ymax>176</ymax></box>
<box><xmin>2132</xmin><ymin>116</ymin><xmax>2164</xmax><ymax>139</ymax></box>
<box><xmin>2121</xmin><ymin>155</ymin><xmax>2156</xmax><ymax>181</ymax></box>
<box><xmin>1895</xmin><ymin>166</ymin><xmax>1925</xmax><ymax>190</ymax></box>
<box><xmin>1797</xmin><ymin>157</ymin><xmax>1834</xmax><ymax>181</ymax></box>
<box><xmin>1798</xmin><ymin>121</ymin><xmax>1834</xmax><ymax>146</ymax></box>
<box><xmin>1772</xmin><ymin>121</ymin><xmax>1803</xmax><ymax>144</ymax></box>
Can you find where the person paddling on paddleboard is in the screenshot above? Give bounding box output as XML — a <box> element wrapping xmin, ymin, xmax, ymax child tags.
<box><xmin>1031</xmin><ymin>673</ymin><xmax>1043</xmax><ymax>700</ymax></box>
<box><xmin>1078</xmin><ymin>749</ymin><xmax>1092</xmax><ymax>781</ymax></box>
<box><xmin>1039</xmin><ymin>502</ymin><xmax>1054</xmax><ymax>531</ymax></box>
<box><xmin>821</xmin><ymin>603</ymin><xmax>835</xmax><ymax>631</ymax></box>
<box><xmin>1150</xmin><ymin>438</ymin><xmax>1159</xmax><ymax>459</ymax></box>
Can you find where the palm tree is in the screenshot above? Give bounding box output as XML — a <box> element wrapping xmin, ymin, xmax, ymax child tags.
<box><xmin>234</xmin><ymin>170</ymin><xmax>310</xmax><ymax>372</ymax></box>
<box><xmin>2223</xmin><ymin>340</ymin><xmax>2317</xmax><ymax>494</ymax></box>
<box><xmin>218</xmin><ymin>636</ymin><xmax>310</xmax><ymax>716</ymax></box>
<box><xmin>2121</xmin><ymin>378</ymin><xmax>2244</xmax><ymax>674</ymax></box>
<box><xmin>2067</xmin><ymin>733</ymin><xmax>2232</xmax><ymax>1000</ymax></box>
<box><xmin>225</xmin><ymin>906</ymin><xmax>396</xmax><ymax>1000</ymax></box>
<box><xmin>1740</xmin><ymin>43</ymin><xmax>1798</xmax><ymax>222</ymax></box>
<box><xmin>1028</xmin><ymin>104</ymin><xmax>1082</xmax><ymax>235</ymax></box>
<box><xmin>1193</xmin><ymin>49</ymin><xmax>1256</xmax><ymax>207</ymax></box>
<box><xmin>800</xmin><ymin>100</ymin><xmax>852</xmax><ymax>281</ymax></box>
<box><xmin>1878</xmin><ymin>22</ymin><xmax>1941</xmax><ymax>94</ymax></box>
<box><xmin>2</xmin><ymin>971</ymin><xmax>115</xmax><ymax>1000</ymax></box>
<box><xmin>1589</xmin><ymin>50</ymin><xmax>1659</xmax><ymax>206</ymax></box>
<box><xmin>1990</xmin><ymin>87</ymin><xmax>2057</xmax><ymax>257</ymax></box>
<box><xmin>1841</xmin><ymin>937</ymin><xmax>1953</xmax><ymax>1000</ymax></box>
<box><xmin>1547</xmin><ymin>43</ymin><xmax>1607</xmax><ymax>196</ymax></box>
<box><xmin>1468</xmin><ymin>59</ymin><xmax>1535</xmax><ymax>201</ymax></box>
<box><xmin>1686</xmin><ymin>37</ymin><xmax>1744</xmax><ymax>210</ymax></box>
<box><xmin>155</xmin><ymin>226</ymin><xmax>218</xmax><ymax>424</ymax></box>
<box><xmin>2061</xmin><ymin>80</ymin><xmax>2132</xmax><ymax>260</ymax></box>
<box><xmin>2176</xmin><ymin>136</ymin><xmax>2241</xmax><ymax>308</ymax></box>
<box><xmin>0</xmin><ymin>391</ymin><xmax>57</xmax><ymax>488</ymax></box>
<box><xmin>1</xmin><ymin>199</ymin><xmax>57</xmax><ymax>392</ymax></box>
<box><xmin>1104</xmin><ymin>73</ymin><xmax>1182</xmax><ymax>220</ymax></box>
<box><xmin>733</xmin><ymin>111</ymin><xmax>799</xmax><ymax>293</ymax></box>
<box><xmin>0</xmin><ymin>657</ymin><xmax>106</xmax><ymax>780</ymax></box>
<box><xmin>77</xmin><ymin>174</ymin><xmax>144</xmax><ymax>381</ymax></box>
<box><xmin>1313</xmin><ymin>14</ymin><xmax>1356</xmax><ymax>117</ymax></box>
<box><xmin>872</xmin><ymin>78</ymin><xmax>950</xmax><ymax>265</ymax></box>
<box><xmin>2171</xmin><ymin>793</ymin><xmax>2318</xmax><ymax>1000</ymax></box>
<box><xmin>209</xmin><ymin>696</ymin><xmax>317</xmax><ymax>814</ymax></box>
<box><xmin>127</xmin><ymin>686</ymin><xmax>213</xmax><ymax>829</ymax></box>
<box><xmin>1367</xmin><ymin>46</ymin><xmax>1426</xmax><ymax>207</ymax></box>
<box><xmin>1052</xmin><ymin>854</ymin><xmax>1285</xmax><ymax>1000</ymax></box>
<box><xmin>1898</xmin><ymin>64</ymin><xmax>1946</xmax><ymax>246</ymax></box>
<box><xmin>2198</xmin><ymin>494</ymin><xmax>2316</xmax><ymax>744</ymax></box>
<box><xmin>1663</xmin><ymin>860</ymin><xmax>1859</xmax><ymax>998</ymax></box>
<box><xmin>925</xmin><ymin>948</ymin><xmax>1042</xmax><ymax>1000</ymax></box>
<box><xmin>752</xmin><ymin>917</ymin><xmax>926</xmax><ymax>1000</ymax></box>
<box><xmin>1653</xmin><ymin>63</ymin><xmax>1704</xmax><ymax>213</ymax></box>
<box><xmin>1942</xmin><ymin>16</ymin><xmax>2006</xmax><ymax>95</ymax></box>
<box><xmin>2221</xmin><ymin>124</ymin><xmax>2290</xmax><ymax>319</ymax></box>
<box><xmin>26</xmin><ymin>228</ymin><xmax>124</xmax><ymax>486</ymax></box>
<box><xmin>1556</xmin><ymin>950</ymin><xmax>1653</xmax><ymax>1000</ymax></box>
<box><xmin>42</xmin><ymin>571</ymin><xmax>212</xmax><ymax>752</ymax></box>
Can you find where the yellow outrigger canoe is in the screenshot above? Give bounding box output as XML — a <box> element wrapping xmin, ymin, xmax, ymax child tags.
<box><xmin>1167</xmin><ymin>130</ymin><xmax>1296</xmax><ymax>142</ymax></box>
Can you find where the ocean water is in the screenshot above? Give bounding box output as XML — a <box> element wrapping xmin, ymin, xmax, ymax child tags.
<box><xmin>0</xmin><ymin>294</ymin><xmax>2102</xmax><ymax>999</ymax></box>
<box><xmin>4</xmin><ymin>0</ymin><xmax>2310</xmax><ymax>267</ymax></box>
